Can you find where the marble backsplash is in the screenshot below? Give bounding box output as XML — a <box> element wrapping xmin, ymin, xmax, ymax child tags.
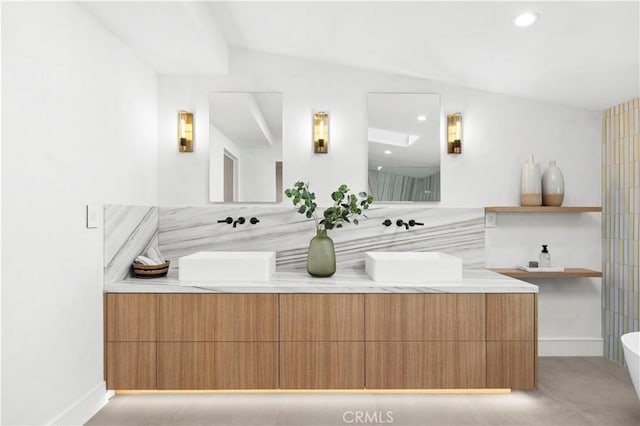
<box><xmin>104</xmin><ymin>204</ymin><xmax>485</xmax><ymax>283</ymax></box>
<box><xmin>158</xmin><ymin>205</ymin><xmax>485</xmax><ymax>271</ymax></box>
<box><xmin>103</xmin><ymin>204</ymin><xmax>158</xmax><ymax>284</ymax></box>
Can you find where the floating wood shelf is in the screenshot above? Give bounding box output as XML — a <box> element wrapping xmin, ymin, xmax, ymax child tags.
<box><xmin>484</xmin><ymin>206</ymin><xmax>602</xmax><ymax>213</ymax></box>
<box><xmin>489</xmin><ymin>268</ymin><xmax>602</xmax><ymax>279</ymax></box>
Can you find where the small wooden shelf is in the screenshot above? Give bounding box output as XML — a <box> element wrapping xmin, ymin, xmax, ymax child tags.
<box><xmin>489</xmin><ymin>268</ymin><xmax>602</xmax><ymax>279</ymax></box>
<box><xmin>484</xmin><ymin>206</ymin><xmax>601</xmax><ymax>213</ymax></box>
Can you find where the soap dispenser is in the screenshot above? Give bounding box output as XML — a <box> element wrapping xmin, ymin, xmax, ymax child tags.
<box><xmin>539</xmin><ymin>245</ymin><xmax>551</xmax><ymax>268</ymax></box>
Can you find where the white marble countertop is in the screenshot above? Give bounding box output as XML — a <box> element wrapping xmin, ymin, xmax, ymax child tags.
<box><xmin>104</xmin><ymin>268</ymin><xmax>538</xmax><ymax>294</ymax></box>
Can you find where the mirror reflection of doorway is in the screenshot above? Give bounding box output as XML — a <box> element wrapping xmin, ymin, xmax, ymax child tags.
<box><xmin>275</xmin><ymin>161</ymin><xmax>283</xmax><ymax>202</ymax></box>
<box><xmin>223</xmin><ymin>151</ymin><xmax>237</xmax><ymax>202</ymax></box>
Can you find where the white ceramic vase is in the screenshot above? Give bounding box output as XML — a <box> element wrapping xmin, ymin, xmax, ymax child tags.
<box><xmin>542</xmin><ymin>160</ymin><xmax>565</xmax><ymax>206</ymax></box>
<box><xmin>521</xmin><ymin>154</ymin><xmax>542</xmax><ymax>206</ymax></box>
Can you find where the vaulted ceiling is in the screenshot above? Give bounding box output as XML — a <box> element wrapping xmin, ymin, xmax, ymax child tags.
<box><xmin>83</xmin><ymin>1</ymin><xmax>639</xmax><ymax>111</ymax></box>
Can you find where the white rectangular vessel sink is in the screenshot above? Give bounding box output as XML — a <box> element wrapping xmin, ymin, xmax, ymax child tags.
<box><xmin>178</xmin><ymin>251</ymin><xmax>276</xmax><ymax>282</ymax></box>
<box><xmin>365</xmin><ymin>251</ymin><xmax>462</xmax><ymax>282</ymax></box>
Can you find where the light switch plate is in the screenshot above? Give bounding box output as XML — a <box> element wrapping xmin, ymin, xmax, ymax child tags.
<box><xmin>86</xmin><ymin>204</ymin><xmax>98</xmax><ymax>229</ymax></box>
<box><xmin>484</xmin><ymin>212</ymin><xmax>497</xmax><ymax>228</ymax></box>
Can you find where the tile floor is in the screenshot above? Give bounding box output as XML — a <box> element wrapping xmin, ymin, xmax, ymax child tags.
<box><xmin>87</xmin><ymin>357</ymin><xmax>639</xmax><ymax>426</ymax></box>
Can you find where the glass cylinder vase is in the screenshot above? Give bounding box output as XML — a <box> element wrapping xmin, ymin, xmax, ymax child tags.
<box><xmin>307</xmin><ymin>229</ymin><xmax>336</xmax><ymax>277</ymax></box>
<box><xmin>542</xmin><ymin>160</ymin><xmax>565</xmax><ymax>206</ymax></box>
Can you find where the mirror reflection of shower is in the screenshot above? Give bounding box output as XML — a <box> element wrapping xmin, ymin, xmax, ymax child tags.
<box><xmin>367</xmin><ymin>93</ymin><xmax>441</xmax><ymax>202</ymax></box>
<box><xmin>209</xmin><ymin>92</ymin><xmax>283</xmax><ymax>203</ymax></box>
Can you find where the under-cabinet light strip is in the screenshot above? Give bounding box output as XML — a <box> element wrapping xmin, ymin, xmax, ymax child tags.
<box><xmin>116</xmin><ymin>389</ymin><xmax>512</xmax><ymax>395</ymax></box>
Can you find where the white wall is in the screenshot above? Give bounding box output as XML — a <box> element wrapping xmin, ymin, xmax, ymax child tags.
<box><xmin>238</xmin><ymin>144</ymin><xmax>281</xmax><ymax>202</ymax></box>
<box><xmin>158</xmin><ymin>48</ymin><xmax>602</xmax><ymax>355</ymax></box>
<box><xmin>1</xmin><ymin>3</ymin><xmax>158</xmax><ymax>424</ymax></box>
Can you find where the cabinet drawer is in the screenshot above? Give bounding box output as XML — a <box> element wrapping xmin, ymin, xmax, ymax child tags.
<box><xmin>366</xmin><ymin>342</ymin><xmax>486</xmax><ymax>389</ymax></box>
<box><xmin>157</xmin><ymin>294</ymin><xmax>278</xmax><ymax>341</ymax></box>
<box><xmin>106</xmin><ymin>342</ymin><xmax>156</xmax><ymax>389</ymax></box>
<box><xmin>106</xmin><ymin>294</ymin><xmax>157</xmax><ymax>342</ymax></box>
<box><xmin>487</xmin><ymin>294</ymin><xmax>535</xmax><ymax>341</ymax></box>
<box><xmin>366</xmin><ymin>294</ymin><xmax>485</xmax><ymax>341</ymax></box>
<box><xmin>280</xmin><ymin>294</ymin><xmax>364</xmax><ymax>341</ymax></box>
<box><xmin>487</xmin><ymin>341</ymin><xmax>536</xmax><ymax>389</ymax></box>
<box><xmin>157</xmin><ymin>342</ymin><xmax>278</xmax><ymax>389</ymax></box>
<box><xmin>280</xmin><ymin>342</ymin><xmax>364</xmax><ymax>389</ymax></box>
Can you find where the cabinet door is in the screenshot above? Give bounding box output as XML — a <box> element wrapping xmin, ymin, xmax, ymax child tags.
<box><xmin>486</xmin><ymin>294</ymin><xmax>535</xmax><ymax>341</ymax></box>
<box><xmin>486</xmin><ymin>294</ymin><xmax>537</xmax><ymax>390</ymax></box>
<box><xmin>366</xmin><ymin>342</ymin><xmax>486</xmax><ymax>389</ymax></box>
<box><xmin>106</xmin><ymin>342</ymin><xmax>156</xmax><ymax>389</ymax></box>
<box><xmin>487</xmin><ymin>342</ymin><xmax>535</xmax><ymax>389</ymax></box>
<box><xmin>366</xmin><ymin>294</ymin><xmax>485</xmax><ymax>341</ymax></box>
<box><xmin>106</xmin><ymin>294</ymin><xmax>156</xmax><ymax>341</ymax></box>
<box><xmin>280</xmin><ymin>342</ymin><xmax>364</xmax><ymax>389</ymax></box>
<box><xmin>280</xmin><ymin>294</ymin><xmax>364</xmax><ymax>341</ymax></box>
<box><xmin>157</xmin><ymin>342</ymin><xmax>278</xmax><ymax>389</ymax></box>
<box><xmin>157</xmin><ymin>294</ymin><xmax>278</xmax><ymax>341</ymax></box>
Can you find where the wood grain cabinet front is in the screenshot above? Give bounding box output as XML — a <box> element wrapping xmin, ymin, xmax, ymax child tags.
<box><xmin>280</xmin><ymin>342</ymin><xmax>365</xmax><ymax>389</ymax></box>
<box><xmin>105</xmin><ymin>294</ymin><xmax>157</xmax><ymax>390</ymax></box>
<box><xmin>157</xmin><ymin>294</ymin><xmax>278</xmax><ymax>341</ymax></box>
<box><xmin>366</xmin><ymin>342</ymin><xmax>486</xmax><ymax>389</ymax></box>
<box><xmin>157</xmin><ymin>342</ymin><xmax>278</xmax><ymax>389</ymax></box>
<box><xmin>365</xmin><ymin>294</ymin><xmax>485</xmax><ymax>341</ymax></box>
<box><xmin>104</xmin><ymin>292</ymin><xmax>537</xmax><ymax>391</ymax></box>
<box><xmin>106</xmin><ymin>294</ymin><xmax>157</xmax><ymax>342</ymax></box>
<box><xmin>279</xmin><ymin>295</ymin><xmax>365</xmax><ymax>389</ymax></box>
<box><xmin>279</xmin><ymin>294</ymin><xmax>364</xmax><ymax>341</ymax></box>
<box><xmin>486</xmin><ymin>294</ymin><xmax>537</xmax><ymax>390</ymax></box>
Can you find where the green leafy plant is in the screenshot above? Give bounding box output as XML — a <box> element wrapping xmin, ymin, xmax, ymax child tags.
<box><xmin>284</xmin><ymin>181</ymin><xmax>374</xmax><ymax>231</ymax></box>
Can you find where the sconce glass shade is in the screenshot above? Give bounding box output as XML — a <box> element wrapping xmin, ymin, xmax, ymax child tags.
<box><xmin>313</xmin><ymin>111</ymin><xmax>329</xmax><ymax>154</ymax></box>
<box><xmin>447</xmin><ymin>113</ymin><xmax>462</xmax><ymax>154</ymax></box>
<box><xmin>178</xmin><ymin>110</ymin><xmax>194</xmax><ymax>152</ymax></box>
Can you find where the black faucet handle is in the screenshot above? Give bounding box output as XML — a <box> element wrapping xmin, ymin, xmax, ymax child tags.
<box><xmin>382</xmin><ymin>219</ymin><xmax>392</xmax><ymax>227</ymax></box>
<box><xmin>396</xmin><ymin>219</ymin><xmax>410</xmax><ymax>230</ymax></box>
<box><xmin>250</xmin><ymin>217</ymin><xmax>260</xmax><ymax>225</ymax></box>
<box><xmin>408</xmin><ymin>219</ymin><xmax>424</xmax><ymax>227</ymax></box>
<box><xmin>218</xmin><ymin>217</ymin><xmax>233</xmax><ymax>224</ymax></box>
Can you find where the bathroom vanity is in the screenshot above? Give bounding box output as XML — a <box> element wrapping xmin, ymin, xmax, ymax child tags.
<box><xmin>104</xmin><ymin>269</ymin><xmax>538</xmax><ymax>391</ymax></box>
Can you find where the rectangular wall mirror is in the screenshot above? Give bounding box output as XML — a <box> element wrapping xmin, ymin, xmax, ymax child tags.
<box><xmin>367</xmin><ymin>93</ymin><xmax>441</xmax><ymax>202</ymax></box>
<box><xmin>209</xmin><ymin>92</ymin><xmax>283</xmax><ymax>203</ymax></box>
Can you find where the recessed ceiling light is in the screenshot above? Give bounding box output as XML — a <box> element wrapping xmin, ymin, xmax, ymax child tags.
<box><xmin>514</xmin><ymin>12</ymin><xmax>539</xmax><ymax>27</ymax></box>
<box><xmin>384</xmin><ymin>150</ymin><xmax>392</xmax><ymax>155</ymax></box>
<box><xmin>416</xmin><ymin>115</ymin><xmax>427</xmax><ymax>121</ymax></box>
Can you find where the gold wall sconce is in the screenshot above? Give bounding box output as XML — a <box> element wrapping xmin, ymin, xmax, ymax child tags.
<box><xmin>178</xmin><ymin>110</ymin><xmax>194</xmax><ymax>152</ymax></box>
<box><xmin>313</xmin><ymin>111</ymin><xmax>329</xmax><ymax>154</ymax></box>
<box><xmin>447</xmin><ymin>113</ymin><xmax>463</xmax><ymax>154</ymax></box>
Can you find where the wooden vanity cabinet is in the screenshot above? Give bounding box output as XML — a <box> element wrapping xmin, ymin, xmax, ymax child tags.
<box><xmin>105</xmin><ymin>292</ymin><xmax>537</xmax><ymax>391</ymax></box>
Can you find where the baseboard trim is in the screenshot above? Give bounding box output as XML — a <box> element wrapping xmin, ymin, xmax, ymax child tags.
<box><xmin>538</xmin><ymin>337</ymin><xmax>603</xmax><ymax>356</ymax></box>
<box><xmin>48</xmin><ymin>381</ymin><xmax>110</xmax><ymax>425</ymax></box>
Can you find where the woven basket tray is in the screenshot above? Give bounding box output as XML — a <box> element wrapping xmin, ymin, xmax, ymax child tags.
<box><xmin>132</xmin><ymin>260</ymin><xmax>170</xmax><ymax>278</ymax></box>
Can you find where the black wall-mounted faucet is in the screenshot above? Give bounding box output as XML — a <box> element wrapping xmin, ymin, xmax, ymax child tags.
<box><xmin>233</xmin><ymin>217</ymin><xmax>246</xmax><ymax>228</ymax></box>
<box><xmin>396</xmin><ymin>219</ymin><xmax>409</xmax><ymax>230</ymax></box>
<box><xmin>217</xmin><ymin>217</ymin><xmax>233</xmax><ymax>224</ymax></box>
